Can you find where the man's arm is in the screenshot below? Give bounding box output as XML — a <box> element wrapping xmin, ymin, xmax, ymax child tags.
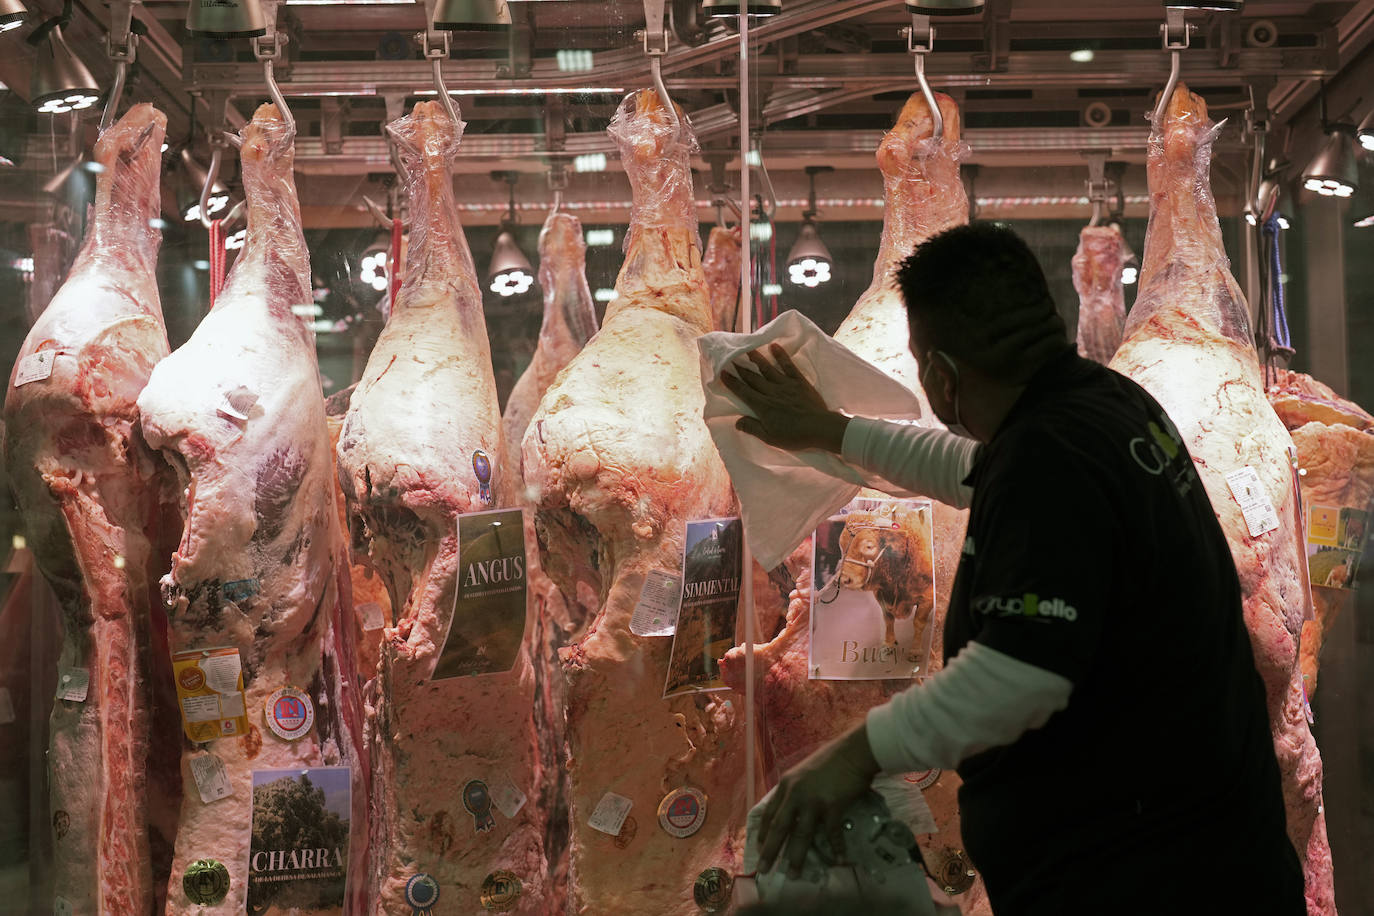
<box><xmin>842</xmin><ymin>418</ymin><xmax>978</xmax><ymax>509</ymax></box>
<box><xmin>865</xmin><ymin>642</ymin><xmax>1072</xmax><ymax>773</ymax></box>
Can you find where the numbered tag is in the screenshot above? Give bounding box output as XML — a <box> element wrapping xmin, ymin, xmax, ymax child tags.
<box><xmin>489</xmin><ymin>773</ymin><xmax>528</xmax><ymax>819</ymax></box>
<box><xmin>629</xmin><ymin>570</ymin><xmax>683</xmax><ymax>637</ymax></box>
<box><xmin>588</xmin><ymin>791</ymin><xmax>634</xmax><ymax>837</ymax></box>
<box><xmin>189</xmin><ymin>752</ymin><xmax>233</xmax><ymax>804</ymax></box>
<box><xmin>55</xmin><ymin>668</ymin><xmax>89</xmax><ymax>703</ymax></box>
<box><xmin>15</xmin><ymin>351</ymin><xmax>57</xmax><ymax>387</ymax></box>
<box><xmin>1225</xmin><ymin>466</ymin><xmax>1280</xmax><ymax>538</ymax></box>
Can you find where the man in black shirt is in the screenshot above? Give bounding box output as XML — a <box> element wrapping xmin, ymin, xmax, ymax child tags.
<box><xmin>724</xmin><ymin>222</ymin><xmax>1303</xmax><ymax>914</ymax></box>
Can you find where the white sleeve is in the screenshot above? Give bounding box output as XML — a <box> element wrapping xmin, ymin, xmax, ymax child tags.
<box><xmin>864</xmin><ymin>642</ymin><xmax>1072</xmax><ymax>774</ymax></box>
<box><xmin>840</xmin><ymin>417</ymin><xmax>979</xmax><ymax>510</ymax></box>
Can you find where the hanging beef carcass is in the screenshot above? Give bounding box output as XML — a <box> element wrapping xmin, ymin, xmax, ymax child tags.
<box><xmin>137</xmin><ymin>103</ymin><xmax>368</xmax><ymax>913</ymax></box>
<box><xmin>1267</xmin><ymin>370</ymin><xmax>1374</xmax><ymax>697</ymax></box>
<box><xmin>3</xmin><ymin>103</ymin><xmax>176</xmax><ymax>916</ymax></box>
<box><xmin>1072</xmin><ymin>224</ymin><xmax>1128</xmax><ymax>365</ymax></box>
<box><xmin>336</xmin><ymin>101</ymin><xmax>550</xmax><ymax>913</ymax></box>
<box><xmin>522</xmin><ymin>90</ymin><xmax>751</xmax><ymax>914</ymax></box>
<box><xmin>702</xmin><ymin>224</ymin><xmax>742</xmax><ymax>332</ymax></box>
<box><xmin>720</xmin><ymin>90</ymin><xmax>991</xmax><ymax>914</ymax></box>
<box><xmin>1108</xmin><ymin>84</ymin><xmax>1335</xmax><ymax>914</ymax></box>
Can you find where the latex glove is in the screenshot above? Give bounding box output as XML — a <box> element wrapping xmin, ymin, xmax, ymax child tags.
<box><xmin>754</xmin><ymin>722</ymin><xmax>882</xmax><ymax>878</ymax></box>
<box><xmin>721</xmin><ymin>343</ymin><xmax>850</xmax><ymax>453</ymax></box>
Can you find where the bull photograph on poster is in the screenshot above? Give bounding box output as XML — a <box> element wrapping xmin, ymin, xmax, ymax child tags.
<box><xmin>810</xmin><ymin>497</ymin><xmax>936</xmax><ymax>680</ymax></box>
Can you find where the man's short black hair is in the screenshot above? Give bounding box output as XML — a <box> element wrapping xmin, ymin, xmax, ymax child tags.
<box><xmin>895</xmin><ymin>221</ymin><xmax>1070</xmax><ymax>383</ymax></box>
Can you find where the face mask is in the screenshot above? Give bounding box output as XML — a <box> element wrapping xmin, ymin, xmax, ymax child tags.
<box><xmin>921</xmin><ymin>350</ymin><xmax>974</xmax><ymax>439</ymax></box>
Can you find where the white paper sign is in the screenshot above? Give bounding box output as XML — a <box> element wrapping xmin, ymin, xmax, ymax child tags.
<box><xmin>14</xmin><ymin>351</ymin><xmax>57</xmax><ymax>387</ymax></box>
<box><xmin>189</xmin><ymin>752</ymin><xmax>233</xmax><ymax>804</ymax></box>
<box><xmin>0</xmin><ymin>687</ymin><xmax>15</xmax><ymax>725</ymax></box>
<box><xmin>588</xmin><ymin>791</ymin><xmax>634</xmax><ymax>836</ymax></box>
<box><xmin>1225</xmin><ymin>466</ymin><xmax>1281</xmax><ymax>538</ymax></box>
<box><xmin>200</xmin><ymin>651</ymin><xmax>243</xmax><ymax>695</ymax></box>
<box><xmin>55</xmin><ymin>668</ymin><xmax>89</xmax><ymax>703</ymax></box>
<box><xmin>489</xmin><ymin>773</ymin><xmax>528</xmax><ymax>819</ymax></box>
<box><xmin>629</xmin><ymin>570</ymin><xmax>683</xmax><ymax>637</ymax></box>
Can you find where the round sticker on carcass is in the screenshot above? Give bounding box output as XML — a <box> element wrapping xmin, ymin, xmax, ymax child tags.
<box><xmin>480</xmin><ymin>870</ymin><xmax>522</xmax><ymax>912</ymax></box>
<box><xmin>183</xmin><ymin>858</ymin><xmax>230</xmax><ymax>905</ymax></box>
<box><xmin>693</xmin><ymin>867</ymin><xmax>733</xmax><ymax>913</ymax></box>
<box><xmin>263</xmin><ymin>687</ymin><xmax>314</xmax><ymax>740</ymax></box>
<box><xmin>178</xmin><ymin>666</ymin><xmax>205</xmax><ymax>692</ymax></box>
<box><xmin>904</xmin><ymin>769</ymin><xmax>941</xmax><ymax>790</ymax></box>
<box><xmin>473</xmin><ymin>450</ymin><xmax>493</xmax><ymax>505</ymax></box>
<box><xmin>657</xmin><ymin>786</ymin><xmax>708</xmax><ymax>838</ymax></box>
<box><xmin>404</xmin><ymin>873</ymin><xmax>440</xmax><ymax>914</ymax></box>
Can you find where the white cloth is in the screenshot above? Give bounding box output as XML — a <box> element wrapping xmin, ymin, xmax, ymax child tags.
<box><xmin>865</xmin><ymin>641</ymin><xmax>1073</xmax><ymax>774</ymax></box>
<box><xmin>699</xmin><ymin>309</ymin><xmax>973</xmax><ymax>569</ymax></box>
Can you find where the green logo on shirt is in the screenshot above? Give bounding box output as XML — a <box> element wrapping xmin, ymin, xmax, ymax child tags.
<box><xmin>975</xmin><ymin>593</ymin><xmax>1078</xmax><ymax>622</ymax></box>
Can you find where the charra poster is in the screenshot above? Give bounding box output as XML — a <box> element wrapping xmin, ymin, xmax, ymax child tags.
<box><xmin>664</xmin><ymin>517</ymin><xmax>743</xmax><ymax>697</ymax></box>
<box><xmin>248</xmin><ymin>766</ymin><xmax>352</xmax><ymax>913</ymax></box>
<box><xmin>433</xmin><ymin>507</ymin><xmax>529</xmax><ymax>680</ymax></box>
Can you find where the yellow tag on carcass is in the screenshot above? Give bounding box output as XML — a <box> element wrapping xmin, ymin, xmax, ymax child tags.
<box><xmin>172</xmin><ymin>647</ymin><xmax>249</xmax><ymax>742</ymax></box>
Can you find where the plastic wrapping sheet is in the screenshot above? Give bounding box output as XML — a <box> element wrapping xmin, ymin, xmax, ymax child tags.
<box><xmin>537</xmin><ymin>210</ymin><xmax>599</xmax><ymax>348</ymax></box>
<box><xmin>871</xmin><ymin>92</ymin><xmax>970</xmax><ymax>282</ymax></box>
<box><xmin>607</xmin><ymin>89</ymin><xmax>700</xmax><ymax>252</ymax></box>
<box><xmin>217</xmin><ymin>103</ymin><xmax>311</xmax><ymax>314</ymax></box>
<box><xmin>1072</xmin><ymin>224</ymin><xmax>1127</xmax><ymax>365</ymax></box>
<box><xmin>1128</xmin><ymin>90</ymin><xmax>1251</xmax><ymax>346</ymax></box>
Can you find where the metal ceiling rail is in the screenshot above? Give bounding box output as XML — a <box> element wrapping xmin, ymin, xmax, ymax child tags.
<box><xmin>186</xmin><ymin>46</ymin><xmax>1337</xmax><ymax>100</ymax></box>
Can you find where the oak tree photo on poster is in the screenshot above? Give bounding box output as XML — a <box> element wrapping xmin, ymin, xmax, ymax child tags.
<box><xmin>248</xmin><ymin>766</ymin><xmax>351</xmax><ymax>914</ymax></box>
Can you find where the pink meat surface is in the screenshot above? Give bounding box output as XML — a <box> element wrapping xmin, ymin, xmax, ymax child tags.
<box><xmin>137</xmin><ymin>103</ymin><xmax>367</xmax><ymax>914</ymax></box>
<box><xmin>522</xmin><ymin>89</ymin><xmax>751</xmax><ymax>914</ymax></box>
<box><xmin>1108</xmin><ymin>84</ymin><xmax>1334</xmax><ymax>915</ymax></box>
<box><xmin>3</xmin><ymin>104</ymin><xmax>177</xmax><ymax>916</ymax></box>
<box><xmin>702</xmin><ymin>224</ymin><xmax>742</xmax><ymax>332</ymax></box>
<box><xmin>1072</xmin><ymin>224</ymin><xmax>1127</xmax><ymax>365</ymax></box>
<box><xmin>336</xmin><ymin>101</ymin><xmax>549</xmax><ymax>914</ymax></box>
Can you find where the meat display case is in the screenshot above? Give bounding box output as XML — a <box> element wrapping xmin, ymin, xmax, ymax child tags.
<box><xmin>0</xmin><ymin>1</ymin><xmax>1371</xmax><ymax>914</ymax></box>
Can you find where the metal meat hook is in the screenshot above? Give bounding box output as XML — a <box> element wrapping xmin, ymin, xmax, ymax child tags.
<box><xmin>1152</xmin><ymin>8</ymin><xmax>1190</xmax><ymax>128</ymax></box>
<box><xmin>98</xmin><ymin>0</ymin><xmax>137</xmax><ymax>133</ymax></box>
<box><xmin>907</xmin><ymin>14</ymin><xmax>942</xmax><ymax>143</ymax></box>
<box><xmin>254</xmin><ymin>31</ymin><xmax>296</xmax><ymax>132</ymax></box>
<box><xmin>642</xmin><ymin>0</ymin><xmax>681</xmax><ymax>143</ymax></box>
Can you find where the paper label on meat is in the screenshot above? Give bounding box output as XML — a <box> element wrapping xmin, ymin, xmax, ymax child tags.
<box><xmin>872</xmin><ymin>773</ymin><xmax>938</xmax><ymax>836</ymax></box>
<box><xmin>248</xmin><ymin>767</ymin><xmax>351</xmax><ymax>912</ymax></box>
<box><xmin>488</xmin><ymin>772</ymin><xmax>528</xmax><ymax>819</ymax></box>
<box><xmin>630</xmin><ymin>569</ymin><xmax>683</xmax><ymax>637</ymax></box>
<box><xmin>54</xmin><ymin>896</ymin><xmax>72</xmax><ymax>916</ymax></box>
<box><xmin>588</xmin><ymin>791</ymin><xmax>634</xmax><ymax>836</ymax></box>
<box><xmin>664</xmin><ymin>518</ymin><xmax>743</xmax><ymax>697</ymax></box>
<box><xmin>14</xmin><ymin>350</ymin><xmax>57</xmax><ymax>387</ymax></box>
<box><xmin>189</xmin><ymin>752</ymin><xmax>234</xmax><ymax>804</ymax></box>
<box><xmin>1306</xmin><ymin>504</ymin><xmax>1368</xmax><ymax>590</ymax></box>
<box><xmin>1225</xmin><ymin>466</ymin><xmax>1281</xmax><ymax>538</ymax></box>
<box><xmin>358</xmin><ymin>601</ymin><xmax>385</xmax><ymax>631</ymax></box>
<box><xmin>433</xmin><ymin>507</ymin><xmax>529</xmax><ymax>680</ymax></box>
<box><xmin>809</xmin><ymin>497</ymin><xmax>935</xmax><ymax>680</ymax></box>
<box><xmin>172</xmin><ymin>647</ymin><xmax>249</xmax><ymax>742</ymax></box>
<box><xmin>55</xmin><ymin>668</ymin><xmax>89</xmax><ymax>703</ymax></box>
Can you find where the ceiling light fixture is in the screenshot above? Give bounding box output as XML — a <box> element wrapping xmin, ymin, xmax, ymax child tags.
<box><xmin>432</xmin><ymin>0</ymin><xmax>510</xmax><ymax>30</ymax></box>
<box><xmin>0</xmin><ymin>0</ymin><xmax>28</xmax><ymax>32</ymax></box>
<box><xmin>487</xmin><ymin>171</ymin><xmax>534</xmax><ymax>298</ymax></box>
<box><xmin>185</xmin><ymin>0</ymin><xmax>266</xmax><ymax>39</ymax></box>
<box><xmin>357</xmin><ymin>232</ymin><xmax>391</xmax><ymax>292</ymax></box>
<box><xmin>1301</xmin><ymin>82</ymin><xmax>1360</xmax><ymax>199</ymax></box>
<box><xmin>904</xmin><ymin>0</ymin><xmax>984</xmax><ymax>13</ymax></box>
<box><xmin>702</xmin><ymin>0</ymin><xmax>782</xmax><ymax>16</ymax></box>
<box><xmin>787</xmin><ymin>165</ymin><xmax>834</xmax><ymax>289</ymax></box>
<box><xmin>27</xmin><ymin>11</ymin><xmax>100</xmax><ymax>115</ymax></box>
<box><xmin>1069</xmin><ymin>48</ymin><xmax>1094</xmax><ymax>63</ymax></box>
<box><xmin>1357</xmin><ymin>110</ymin><xmax>1374</xmax><ymax>152</ymax></box>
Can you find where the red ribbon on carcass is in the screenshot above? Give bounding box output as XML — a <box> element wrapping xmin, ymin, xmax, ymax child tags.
<box><xmin>388</xmin><ymin>216</ymin><xmax>403</xmax><ymax>313</ymax></box>
<box><xmin>208</xmin><ymin>218</ymin><xmax>227</xmax><ymax>309</ymax></box>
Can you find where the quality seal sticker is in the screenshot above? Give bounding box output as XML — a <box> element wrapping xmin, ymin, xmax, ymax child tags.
<box><xmin>263</xmin><ymin>686</ymin><xmax>314</xmax><ymax>741</ymax></box>
<box><xmin>658</xmin><ymin>786</ymin><xmax>708</xmax><ymax>838</ymax></box>
<box><xmin>903</xmin><ymin>769</ymin><xmax>941</xmax><ymax>791</ymax></box>
<box><xmin>693</xmin><ymin>867</ymin><xmax>733</xmax><ymax>913</ymax></box>
<box><xmin>183</xmin><ymin>858</ymin><xmax>231</xmax><ymax>905</ymax></box>
<box><xmin>404</xmin><ymin>873</ymin><xmax>440</xmax><ymax>915</ymax></box>
<box><xmin>463</xmin><ymin>779</ymin><xmax>496</xmax><ymax>832</ymax></box>
<box><xmin>480</xmin><ymin>870</ymin><xmax>523</xmax><ymax>912</ymax></box>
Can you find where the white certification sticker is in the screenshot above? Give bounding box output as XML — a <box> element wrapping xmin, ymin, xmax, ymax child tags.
<box><xmin>0</xmin><ymin>686</ymin><xmax>15</xmax><ymax>725</ymax></box>
<box><xmin>189</xmin><ymin>752</ymin><xmax>233</xmax><ymax>804</ymax></box>
<box><xmin>55</xmin><ymin>668</ymin><xmax>90</xmax><ymax>703</ymax></box>
<box><xmin>489</xmin><ymin>773</ymin><xmax>528</xmax><ymax>819</ymax></box>
<box><xmin>588</xmin><ymin>791</ymin><xmax>634</xmax><ymax>837</ymax></box>
<box><xmin>629</xmin><ymin>570</ymin><xmax>683</xmax><ymax>637</ymax></box>
<box><xmin>200</xmin><ymin>651</ymin><xmax>243</xmax><ymax>695</ymax></box>
<box><xmin>263</xmin><ymin>686</ymin><xmax>315</xmax><ymax>741</ymax></box>
<box><xmin>1225</xmin><ymin>466</ymin><xmax>1281</xmax><ymax>538</ymax></box>
<box><xmin>14</xmin><ymin>351</ymin><xmax>57</xmax><ymax>387</ymax></box>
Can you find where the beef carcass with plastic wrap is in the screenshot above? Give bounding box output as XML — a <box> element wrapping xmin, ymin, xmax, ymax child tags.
<box><xmin>1267</xmin><ymin>369</ymin><xmax>1374</xmax><ymax>697</ymax></box>
<box><xmin>1072</xmin><ymin>224</ymin><xmax>1127</xmax><ymax>365</ymax></box>
<box><xmin>137</xmin><ymin>103</ymin><xmax>368</xmax><ymax>913</ymax></box>
<box><xmin>522</xmin><ymin>90</ymin><xmax>752</xmax><ymax>914</ymax></box>
<box><xmin>1107</xmin><ymin>84</ymin><xmax>1334</xmax><ymax>914</ymax></box>
<box><xmin>719</xmin><ymin>91</ymin><xmax>990</xmax><ymax>915</ymax></box>
<box><xmin>3</xmin><ymin>103</ymin><xmax>176</xmax><ymax>916</ymax></box>
<box><xmin>336</xmin><ymin>101</ymin><xmax>550</xmax><ymax>913</ymax></box>
<box><xmin>702</xmin><ymin>224</ymin><xmax>742</xmax><ymax>332</ymax></box>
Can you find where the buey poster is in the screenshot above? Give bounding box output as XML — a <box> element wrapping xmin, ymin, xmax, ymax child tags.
<box><xmin>810</xmin><ymin>497</ymin><xmax>936</xmax><ymax>680</ymax></box>
<box><xmin>433</xmin><ymin>507</ymin><xmax>529</xmax><ymax>680</ymax></box>
<box><xmin>248</xmin><ymin>766</ymin><xmax>352</xmax><ymax>913</ymax></box>
<box><xmin>664</xmin><ymin>517</ymin><xmax>743</xmax><ymax>697</ymax></box>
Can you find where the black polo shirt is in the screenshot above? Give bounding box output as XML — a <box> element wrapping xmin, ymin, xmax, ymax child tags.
<box><xmin>944</xmin><ymin>350</ymin><xmax>1303</xmax><ymax>915</ymax></box>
